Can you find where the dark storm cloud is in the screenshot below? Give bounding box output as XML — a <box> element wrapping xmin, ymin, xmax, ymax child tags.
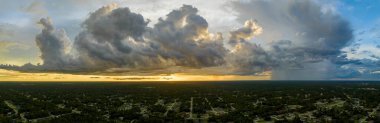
<box><xmin>6</xmin><ymin>1</ymin><xmax>378</xmax><ymax>80</ymax></box>
<box><xmin>230</xmin><ymin>0</ymin><xmax>356</xmax><ymax>79</ymax></box>
<box><xmin>232</xmin><ymin>0</ymin><xmax>353</xmax><ymax>58</ymax></box>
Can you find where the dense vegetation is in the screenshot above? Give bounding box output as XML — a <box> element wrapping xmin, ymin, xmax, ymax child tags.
<box><xmin>1</xmin><ymin>81</ymin><xmax>380</xmax><ymax>122</ymax></box>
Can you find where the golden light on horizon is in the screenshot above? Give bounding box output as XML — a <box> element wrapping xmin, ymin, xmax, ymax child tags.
<box><xmin>0</xmin><ymin>69</ymin><xmax>271</xmax><ymax>82</ymax></box>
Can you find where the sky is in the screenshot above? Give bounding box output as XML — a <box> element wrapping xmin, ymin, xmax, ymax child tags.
<box><xmin>0</xmin><ymin>0</ymin><xmax>379</xmax><ymax>80</ymax></box>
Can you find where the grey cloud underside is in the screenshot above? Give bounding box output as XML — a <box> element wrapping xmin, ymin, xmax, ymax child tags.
<box><xmin>150</xmin><ymin>5</ymin><xmax>226</xmax><ymax>67</ymax></box>
<box><xmin>228</xmin><ymin>0</ymin><xmax>377</xmax><ymax>79</ymax></box>
<box><xmin>34</xmin><ymin>5</ymin><xmax>227</xmax><ymax>71</ymax></box>
<box><xmin>9</xmin><ymin>1</ymin><xmax>378</xmax><ymax>79</ymax></box>
<box><xmin>74</xmin><ymin>5</ymin><xmax>148</xmax><ymax>69</ymax></box>
<box><xmin>35</xmin><ymin>18</ymin><xmax>72</xmax><ymax>70</ymax></box>
<box><xmin>232</xmin><ymin>0</ymin><xmax>353</xmax><ymax>61</ymax></box>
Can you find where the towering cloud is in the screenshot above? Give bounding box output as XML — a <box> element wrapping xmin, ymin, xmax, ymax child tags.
<box><xmin>35</xmin><ymin>18</ymin><xmax>71</xmax><ymax>70</ymax></box>
<box><xmin>74</xmin><ymin>4</ymin><xmax>149</xmax><ymax>69</ymax></box>
<box><xmin>151</xmin><ymin>5</ymin><xmax>226</xmax><ymax>67</ymax></box>
<box><xmin>10</xmin><ymin>1</ymin><xmax>376</xmax><ymax>79</ymax></box>
<box><xmin>32</xmin><ymin>4</ymin><xmax>228</xmax><ymax>71</ymax></box>
<box><xmin>226</xmin><ymin>20</ymin><xmax>270</xmax><ymax>74</ymax></box>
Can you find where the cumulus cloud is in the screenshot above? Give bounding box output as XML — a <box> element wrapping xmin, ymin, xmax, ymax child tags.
<box><xmin>4</xmin><ymin>1</ymin><xmax>378</xmax><ymax>80</ymax></box>
<box><xmin>35</xmin><ymin>18</ymin><xmax>72</xmax><ymax>70</ymax></box>
<box><xmin>225</xmin><ymin>19</ymin><xmax>270</xmax><ymax>74</ymax></box>
<box><xmin>74</xmin><ymin>4</ymin><xmax>149</xmax><ymax>69</ymax></box>
<box><xmin>230</xmin><ymin>0</ymin><xmax>356</xmax><ymax>79</ymax></box>
<box><xmin>24</xmin><ymin>4</ymin><xmax>227</xmax><ymax>72</ymax></box>
<box><xmin>150</xmin><ymin>5</ymin><xmax>227</xmax><ymax>67</ymax></box>
<box><xmin>232</xmin><ymin>0</ymin><xmax>353</xmax><ymax>57</ymax></box>
<box><xmin>228</xmin><ymin>20</ymin><xmax>262</xmax><ymax>45</ymax></box>
<box><xmin>74</xmin><ymin>4</ymin><xmax>226</xmax><ymax>70</ymax></box>
<box><xmin>227</xmin><ymin>42</ymin><xmax>272</xmax><ymax>74</ymax></box>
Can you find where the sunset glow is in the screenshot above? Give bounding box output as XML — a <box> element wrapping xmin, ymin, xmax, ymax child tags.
<box><xmin>0</xmin><ymin>0</ymin><xmax>379</xmax><ymax>80</ymax></box>
<box><xmin>0</xmin><ymin>69</ymin><xmax>270</xmax><ymax>82</ymax></box>
<box><xmin>1</xmin><ymin>1</ymin><xmax>380</xmax><ymax>122</ymax></box>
